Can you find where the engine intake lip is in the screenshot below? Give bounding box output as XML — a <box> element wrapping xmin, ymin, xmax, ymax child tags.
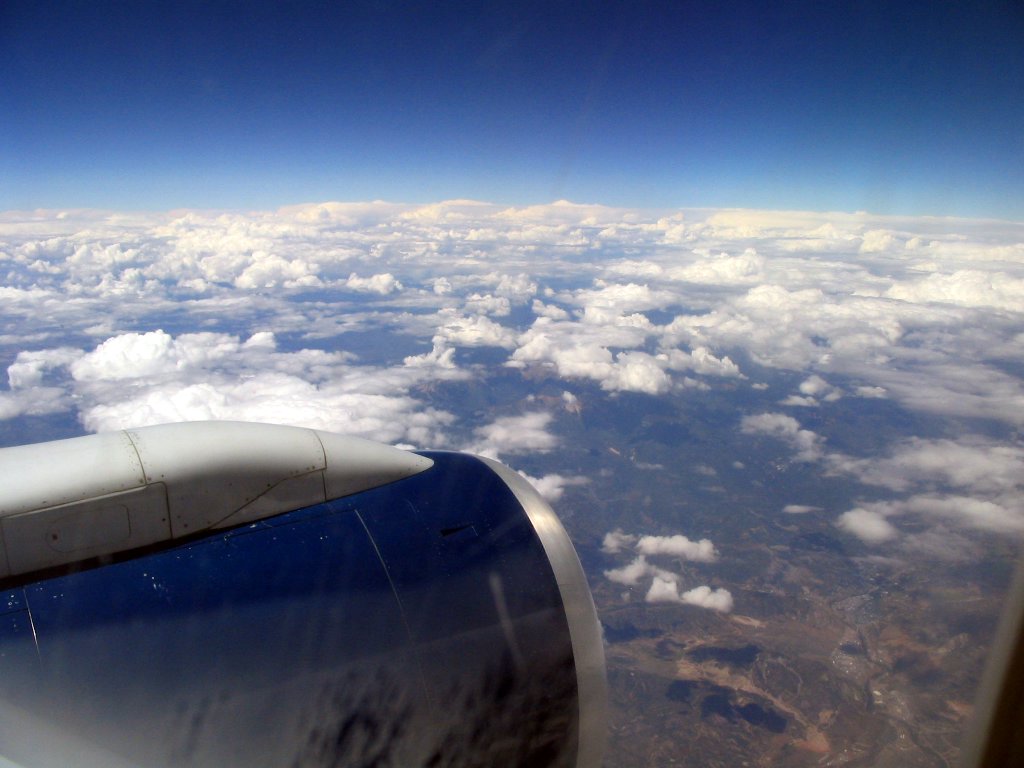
<box><xmin>478</xmin><ymin>456</ymin><xmax>608</xmax><ymax>768</ymax></box>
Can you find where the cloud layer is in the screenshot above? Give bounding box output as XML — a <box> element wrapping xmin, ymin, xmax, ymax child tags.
<box><xmin>1</xmin><ymin>201</ymin><xmax>1022</xmax><ymax>567</ymax></box>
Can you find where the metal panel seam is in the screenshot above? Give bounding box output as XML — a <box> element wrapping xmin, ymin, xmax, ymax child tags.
<box><xmin>354</xmin><ymin>510</ymin><xmax>434</xmax><ymax>710</ymax></box>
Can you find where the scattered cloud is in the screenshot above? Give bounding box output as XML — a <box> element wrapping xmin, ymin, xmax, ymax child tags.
<box><xmin>635</xmin><ymin>534</ymin><xmax>717</xmax><ymax>562</ymax></box>
<box><xmin>467</xmin><ymin>412</ymin><xmax>558</xmax><ymax>460</ymax></box>
<box><xmin>517</xmin><ymin>471</ymin><xmax>588</xmax><ymax>503</ymax></box>
<box><xmin>834</xmin><ymin>438</ymin><xmax>1024</xmax><ymax>494</ymax></box>
<box><xmin>602</xmin><ymin>529</ymin><xmax>730</xmax><ymax>612</ymax></box>
<box><xmin>601</xmin><ymin>530</ymin><xmax>638</xmax><ymax>554</ymax></box>
<box><xmin>345</xmin><ymin>272</ymin><xmax>403</xmax><ymax>294</ymax></box>
<box><xmin>837</xmin><ymin>507</ymin><xmax>900</xmax><ymax>544</ymax></box>
<box><xmin>3</xmin><ymin>203</ymin><xmax>1019</xmax><ymax>435</ymax></box>
<box><xmin>740</xmin><ymin>412</ymin><xmax>824</xmax><ymax>461</ymax></box>
<box><xmin>4</xmin><ymin>328</ymin><xmax>456</xmax><ymax>447</ymax></box>
<box><xmin>645</xmin><ymin>577</ymin><xmax>734</xmax><ymax>612</ymax></box>
<box><xmin>2</xmin><ymin>202</ymin><xmax>1022</xmax><ymax>572</ymax></box>
<box><xmin>605</xmin><ymin>556</ymin><xmax>670</xmax><ymax>587</ymax></box>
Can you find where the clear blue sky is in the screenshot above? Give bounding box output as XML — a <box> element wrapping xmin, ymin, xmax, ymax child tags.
<box><xmin>2</xmin><ymin>0</ymin><xmax>1022</xmax><ymax>217</ymax></box>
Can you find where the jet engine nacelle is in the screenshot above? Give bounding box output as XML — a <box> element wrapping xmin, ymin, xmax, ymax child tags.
<box><xmin>0</xmin><ymin>422</ymin><xmax>606</xmax><ymax>768</ymax></box>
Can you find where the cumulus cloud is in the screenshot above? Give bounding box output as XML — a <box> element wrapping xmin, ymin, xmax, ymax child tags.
<box><xmin>602</xmin><ymin>529</ymin><xmax>730</xmax><ymax>612</ymax></box>
<box><xmin>531</xmin><ymin>300</ymin><xmax>570</xmax><ymax>320</ymax></box>
<box><xmin>517</xmin><ymin>471</ymin><xmax>588</xmax><ymax>503</ymax></box>
<box><xmin>740</xmin><ymin>412</ymin><xmax>824</xmax><ymax>461</ymax></box>
<box><xmin>834</xmin><ymin>437</ymin><xmax>1024</xmax><ymax>494</ymax></box>
<box><xmin>798</xmin><ymin>431</ymin><xmax>1024</xmax><ymax>549</ymax></box>
<box><xmin>600</xmin><ymin>352</ymin><xmax>671</xmax><ymax>395</ymax></box>
<box><xmin>645</xmin><ymin>575</ymin><xmax>682</xmax><ymax>601</ymax></box>
<box><xmin>799</xmin><ymin>375</ymin><xmax>841</xmax><ymax>400</ymax></box>
<box><xmin>568</xmin><ymin>280</ymin><xmax>677</xmax><ymax>314</ymax></box>
<box><xmin>7</xmin><ymin>347</ymin><xmax>80</xmax><ymax>388</ymax></box>
<box><xmin>859</xmin><ymin>229</ymin><xmax>899</xmax><ymax>253</ymax></box>
<box><xmin>635</xmin><ymin>534</ymin><xmax>717</xmax><ymax>562</ymax></box>
<box><xmin>77</xmin><ymin>374</ymin><xmax>454</xmax><ymax>447</ymax></box>
<box><xmin>780</xmin><ymin>375</ymin><xmax>842</xmax><ymax>406</ymax></box>
<box><xmin>4</xmin><ymin>202</ymin><xmax>1020</xmax><ymax>441</ymax></box>
<box><xmin>69</xmin><ymin>330</ymin><xmax>246</xmax><ymax>381</ymax></box>
<box><xmin>601</xmin><ymin>530</ymin><xmax>638</xmax><ymax>554</ymax></box>
<box><xmin>234</xmin><ymin>251</ymin><xmax>320</xmax><ymax>289</ymax></box>
<box><xmin>861</xmin><ymin>361</ymin><xmax>1024</xmax><ymax>425</ymax></box>
<box><xmin>903</xmin><ymin>495</ymin><xmax>1024</xmax><ymax>534</ymax></box>
<box><xmin>645</xmin><ymin>578</ymin><xmax>734</xmax><ymax>612</ymax></box>
<box><xmin>3</xmin><ymin>328</ymin><xmax>458</xmax><ymax>448</ymax></box>
<box><xmin>464</xmin><ymin>293</ymin><xmax>511</xmax><ymax>317</ymax></box>
<box><xmin>2</xmin><ymin>202</ymin><xmax>1022</xmax><ymax>578</ymax></box>
<box><xmin>0</xmin><ymin>387</ymin><xmax>69</xmax><ymax>420</ymax></box>
<box><xmin>467</xmin><ymin>412</ymin><xmax>558</xmax><ymax>459</ymax></box>
<box><xmin>494</xmin><ymin>273</ymin><xmax>538</xmax><ymax>301</ymax></box>
<box><xmin>663</xmin><ymin>347</ymin><xmax>743</xmax><ymax>378</ymax></box>
<box><xmin>837</xmin><ymin>507</ymin><xmax>899</xmax><ymax>544</ymax></box>
<box><xmin>345</xmin><ymin>272</ymin><xmax>402</xmax><ymax>294</ymax></box>
<box><xmin>885</xmin><ymin>270</ymin><xmax>1024</xmax><ymax>312</ymax></box>
<box><xmin>605</xmin><ymin>556</ymin><xmax>665</xmax><ymax>586</ymax></box>
<box><xmin>433</xmin><ymin>311</ymin><xmax>517</xmax><ymax>349</ymax></box>
<box><xmin>508</xmin><ymin>317</ymin><xmax>672</xmax><ymax>394</ymax></box>
<box><xmin>666</xmin><ymin>248</ymin><xmax>765</xmax><ymax>285</ymax></box>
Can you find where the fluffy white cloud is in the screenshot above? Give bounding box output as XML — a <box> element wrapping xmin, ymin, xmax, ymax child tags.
<box><xmin>345</xmin><ymin>272</ymin><xmax>402</xmax><ymax>294</ymax></box>
<box><xmin>494</xmin><ymin>273</ymin><xmax>538</xmax><ymax>301</ymax></box>
<box><xmin>837</xmin><ymin>507</ymin><xmax>900</xmax><ymax>543</ymax></box>
<box><xmin>531</xmin><ymin>300</ymin><xmax>570</xmax><ymax>320</ymax></box>
<box><xmin>885</xmin><ymin>270</ymin><xmax>1024</xmax><ymax>312</ymax></box>
<box><xmin>2</xmin><ymin>202</ymin><xmax>1023</xmax><ymax>581</ymax></box>
<box><xmin>645</xmin><ymin>575</ymin><xmax>682</xmax><ymax>601</ymax></box>
<box><xmin>601</xmin><ymin>352</ymin><xmax>671</xmax><ymax>395</ymax></box>
<box><xmin>903</xmin><ymin>495</ymin><xmax>1024</xmax><ymax>534</ymax></box>
<box><xmin>0</xmin><ymin>387</ymin><xmax>69</xmax><ymax>420</ymax></box>
<box><xmin>234</xmin><ymin>251</ymin><xmax>320</xmax><ymax>289</ymax></box>
<box><xmin>508</xmin><ymin>317</ymin><xmax>671</xmax><ymax>394</ymax></box>
<box><xmin>645</xmin><ymin>578</ymin><xmax>734</xmax><ymax>612</ymax></box>
<box><xmin>601</xmin><ymin>530</ymin><xmax>638</xmax><ymax>554</ymax></box>
<box><xmin>740</xmin><ymin>414</ymin><xmax>1024</xmax><ymax>544</ymax></box>
<box><xmin>568</xmin><ymin>281</ymin><xmax>677</xmax><ymax>314</ymax></box>
<box><xmin>835</xmin><ymin>438</ymin><xmax>1024</xmax><ymax>494</ymax></box>
<box><xmin>7</xmin><ymin>347</ymin><xmax>80</xmax><ymax>388</ymax></box>
<box><xmin>663</xmin><ymin>346</ymin><xmax>743</xmax><ymax>378</ymax></box>
<box><xmin>467</xmin><ymin>412</ymin><xmax>558</xmax><ymax>460</ymax></box>
<box><xmin>602</xmin><ymin>529</ymin><xmax>730</xmax><ymax>611</ymax></box>
<box><xmin>517</xmin><ymin>471</ymin><xmax>587</xmax><ymax>503</ymax></box>
<box><xmin>740</xmin><ymin>412</ymin><xmax>824</xmax><ymax>461</ymax></box>
<box><xmin>69</xmin><ymin>330</ymin><xmax>246</xmax><ymax>381</ymax></box>
<box><xmin>605</xmin><ymin>556</ymin><xmax>664</xmax><ymax>586</ymax></box>
<box><xmin>666</xmin><ymin>248</ymin><xmax>765</xmax><ymax>285</ymax></box>
<box><xmin>76</xmin><ymin>375</ymin><xmax>454</xmax><ymax>447</ymax></box>
<box><xmin>799</xmin><ymin>374</ymin><xmax>841</xmax><ymax>400</ymax></box>
<box><xmin>635</xmin><ymin>534</ymin><xmax>717</xmax><ymax>562</ymax></box>
<box><xmin>3</xmin><ymin>328</ymin><xmax>458</xmax><ymax>448</ymax></box>
<box><xmin>4</xmin><ymin>202</ymin><xmax>1020</xmax><ymax>436</ymax></box>
<box><xmin>433</xmin><ymin>311</ymin><xmax>517</xmax><ymax>349</ymax></box>
<box><xmin>858</xmin><ymin>362</ymin><xmax>1024</xmax><ymax>425</ymax></box>
<box><xmin>464</xmin><ymin>293</ymin><xmax>511</xmax><ymax>317</ymax></box>
<box><xmin>679</xmin><ymin>585</ymin><xmax>735</xmax><ymax>612</ymax></box>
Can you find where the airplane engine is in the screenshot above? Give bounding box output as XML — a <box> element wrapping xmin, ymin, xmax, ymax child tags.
<box><xmin>0</xmin><ymin>422</ymin><xmax>606</xmax><ymax>768</ymax></box>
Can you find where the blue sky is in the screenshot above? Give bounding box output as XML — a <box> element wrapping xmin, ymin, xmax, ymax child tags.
<box><xmin>2</xmin><ymin>0</ymin><xmax>1022</xmax><ymax>217</ymax></box>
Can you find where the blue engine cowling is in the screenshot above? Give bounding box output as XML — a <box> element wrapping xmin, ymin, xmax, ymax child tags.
<box><xmin>0</xmin><ymin>428</ymin><xmax>606</xmax><ymax>768</ymax></box>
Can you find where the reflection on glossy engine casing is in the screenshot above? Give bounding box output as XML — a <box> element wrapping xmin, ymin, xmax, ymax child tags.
<box><xmin>0</xmin><ymin>448</ymin><xmax>606</xmax><ymax>768</ymax></box>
